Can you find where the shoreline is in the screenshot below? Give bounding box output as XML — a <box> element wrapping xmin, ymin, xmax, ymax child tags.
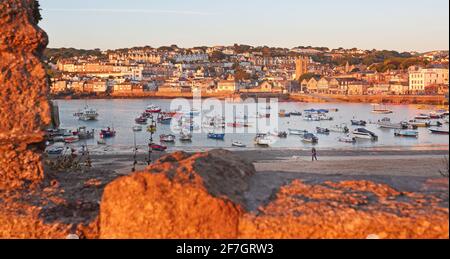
<box><xmin>50</xmin><ymin>93</ymin><xmax>448</xmax><ymax>105</ymax></box>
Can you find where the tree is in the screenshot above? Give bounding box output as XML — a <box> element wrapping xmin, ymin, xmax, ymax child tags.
<box><xmin>32</xmin><ymin>0</ymin><xmax>42</xmax><ymax>23</ymax></box>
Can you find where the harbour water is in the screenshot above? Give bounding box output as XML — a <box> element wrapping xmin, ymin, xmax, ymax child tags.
<box><xmin>54</xmin><ymin>99</ymin><xmax>449</xmax><ymax>152</ymax></box>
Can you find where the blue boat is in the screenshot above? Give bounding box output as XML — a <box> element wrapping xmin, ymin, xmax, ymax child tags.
<box><xmin>207</xmin><ymin>133</ymin><xmax>225</xmax><ymax>140</ymax></box>
<box><xmin>159</xmin><ymin>117</ymin><xmax>172</xmax><ymax>125</ymax></box>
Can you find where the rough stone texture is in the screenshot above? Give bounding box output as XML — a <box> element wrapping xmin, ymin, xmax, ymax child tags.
<box><xmin>100</xmin><ymin>150</ymin><xmax>254</xmax><ymax>238</ymax></box>
<box><xmin>239</xmin><ymin>180</ymin><xmax>449</xmax><ymax>239</ymax></box>
<box><xmin>0</xmin><ymin>0</ymin><xmax>50</xmax><ymax>189</ymax></box>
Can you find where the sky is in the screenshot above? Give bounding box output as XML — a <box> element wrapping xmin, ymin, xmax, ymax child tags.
<box><xmin>39</xmin><ymin>0</ymin><xmax>449</xmax><ymax>52</ymax></box>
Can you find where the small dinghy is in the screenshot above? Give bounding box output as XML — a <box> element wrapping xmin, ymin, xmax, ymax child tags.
<box><xmin>232</xmin><ymin>141</ymin><xmax>247</xmax><ymax>148</ymax></box>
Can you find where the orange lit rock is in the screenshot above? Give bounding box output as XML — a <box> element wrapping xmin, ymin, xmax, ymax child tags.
<box><xmin>0</xmin><ymin>0</ymin><xmax>50</xmax><ymax>190</ymax></box>
<box><xmin>100</xmin><ymin>150</ymin><xmax>254</xmax><ymax>238</ymax></box>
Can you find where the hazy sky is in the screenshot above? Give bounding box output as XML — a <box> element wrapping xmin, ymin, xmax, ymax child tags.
<box><xmin>39</xmin><ymin>0</ymin><xmax>449</xmax><ymax>52</ymax></box>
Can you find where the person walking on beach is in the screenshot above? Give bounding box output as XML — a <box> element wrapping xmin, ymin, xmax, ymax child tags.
<box><xmin>312</xmin><ymin>148</ymin><xmax>318</xmax><ymax>161</ymax></box>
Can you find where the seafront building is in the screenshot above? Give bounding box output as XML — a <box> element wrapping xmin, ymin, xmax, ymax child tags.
<box><xmin>49</xmin><ymin>46</ymin><xmax>449</xmax><ymax>98</ymax></box>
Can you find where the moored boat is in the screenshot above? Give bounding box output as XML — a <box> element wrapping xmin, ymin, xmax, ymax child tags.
<box><xmin>288</xmin><ymin>128</ymin><xmax>308</xmax><ymax>136</ymax></box>
<box><xmin>338</xmin><ymin>135</ymin><xmax>356</xmax><ymax>143</ymax></box>
<box><xmin>377</xmin><ymin>117</ymin><xmax>408</xmax><ymax>129</ymax></box>
<box><xmin>132</xmin><ymin>125</ymin><xmax>143</xmax><ymax>132</ymax></box>
<box><xmin>135</xmin><ymin>116</ymin><xmax>148</xmax><ymax>124</ymax></box>
<box><xmin>160</xmin><ymin>134</ymin><xmax>176</xmax><ymax>143</ymax></box>
<box><xmin>372</xmin><ymin>104</ymin><xmax>393</xmax><ymax>114</ymax></box>
<box><xmin>330</xmin><ymin>124</ymin><xmax>349</xmax><ymax>133</ymax></box>
<box><xmin>146</xmin><ymin>105</ymin><xmax>162</xmax><ymax>113</ymax></box>
<box><xmin>394</xmin><ymin>129</ymin><xmax>419</xmax><ymax>138</ymax></box>
<box><xmin>75</xmin><ymin>106</ymin><xmax>99</xmax><ymax>121</ymax></box>
<box><xmin>290</xmin><ymin>111</ymin><xmax>302</xmax><ymax>116</ymax></box>
<box><xmin>352</xmin><ymin>128</ymin><xmax>378</xmax><ymax>140</ymax></box>
<box><xmin>300</xmin><ymin>133</ymin><xmax>319</xmax><ymax>143</ymax></box>
<box><xmin>72</xmin><ymin>126</ymin><xmax>95</xmax><ymax>139</ymax></box>
<box><xmin>254</xmin><ymin>134</ymin><xmax>272</xmax><ymax>146</ymax></box>
<box><xmin>232</xmin><ymin>141</ymin><xmax>247</xmax><ymax>148</ymax></box>
<box><xmin>64</xmin><ymin>135</ymin><xmax>79</xmax><ymax>143</ymax></box>
<box><xmin>351</xmin><ymin>120</ymin><xmax>367</xmax><ymax>126</ymax></box>
<box><xmin>150</xmin><ymin>143</ymin><xmax>167</xmax><ymax>152</ymax></box>
<box><xmin>100</xmin><ymin>127</ymin><xmax>116</xmax><ymax>138</ymax></box>
<box><xmin>207</xmin><ymin>133</ymin><xmax>225</xmax><ymax>140</ymax></box>
<box><xmin>179</xmin><ymin>132</ymin><xmax>193</xmax><ymax>142</ymax></box>
<box><xmin>429</xmin><ymin>128</ymin><xmax>449</xmax><ymax>135</ymax></box>
<box><xmin>316</xmin><ymin>127</ymin><xmax>330</xmax><ymax>135</ymax></box>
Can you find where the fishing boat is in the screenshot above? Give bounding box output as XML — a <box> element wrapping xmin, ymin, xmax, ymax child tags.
<box><xmin>300</xmin><ymin>133</ymin><xmax>319</xmax><ymax>143</ymax></box>
<box><xmin>316</xmin><ymin>127</ymin><xmax>330</xmax><ymax>135</ymax></box>
<box><xmin>377</xmin><ymin>117</ymin><xmax>408</xmax><ymax>129</ymax></box>
<box><xmin>160</xmin><ymin>134</ymin><xmax>176</xmax><ymax>143</ymax></box>
<box><xmin>429</xmin><ymin>128</ymin><xmax>449</xmax><ymax>135</ymax></box>
<box><xmin>290</xmin><ymin>111</ymin><xmax>302</xmax><ymax>116</ymax></box>
<box><xmin>352</xmin><ymin>128</ymin><xmax>378</xmax><ymax>140</ymax></box>
<box><xmin>288</xmin><ymin>128</ymin><xmax>308</xmax><ymax>136</ymax></box>
<box><xmin>132</xmin><ymin>125</ymin><xmax>143</xmax><ymax>132</ymax></box>
<box><xmin>330</xmin><ymin>124</ymin><xmax>350</xmax><ymax>133</ymax></box>
<box><xmin>351</xmin><ymin>120</ymin><xmax>367</xmax><ymax>126</ymax></box>
<box><xmin>179</xmin><ymin>132</ymin><xmax>192</xmax><ymax>142</ymax></box>
<box><xmin>207</xmin><ymin>133</ymin><xmax>225</xmax><ymax>140</ymax></box>
<box><xmin>372</xmin><ymin>104</ymin><xmax>393</xmax><ymax>114</ymax></box>
<box><xmin>254</xmin><ymin>134</ymin><xmax>272</xmax><ymax>146</ymax></box>
<box><xmin>75</xmin><ymin>106</ymin><xmax>99</xmax><ymax>121</ymax></box>
<box><xmin>338</xmin><ymin>135</ymin><xmax>356</xmax><ymax>143</ymax></box>
<box><xmin>72</xmin><ymin>126</ymin><xmax>94</xmax><ymax>139</ymax></box>
<box><xmin>394</xmin><ymin>129</ymin><xmax>419</xmax><ymax>138</ymax></box>
<box><xmin>429</xmin><ymin>112</ymin><xmax>442</xmax><ymax>119</ymax></box>
<box><xmin>135</xmin><ymin>116</ymin><xmax>147</xmax><ymax>124</ymax></box>
<box><xmin>150</xmin><ymin>143</ymin><xmax>167</xmax><ymax>152</ymax></box>
<box><xmin>146</xmin><ymin>105</ymin><xmax>162</xmax><ymax>113</ymax></box>
<box><xmin>232</xmin><ymin>141</ymin><xmax>247</xmax><ymax>148</ymax></box>
<box><xmin>100</xmin><ymin>127</ymin><xmax>116</xmax><ymax>139</ymax></box>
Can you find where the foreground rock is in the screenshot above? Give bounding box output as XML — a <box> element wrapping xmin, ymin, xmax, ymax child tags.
<box><xmin>100</xmin><ymin>150</ymin><xmax>255</xmax><ymax>238</ymax></box>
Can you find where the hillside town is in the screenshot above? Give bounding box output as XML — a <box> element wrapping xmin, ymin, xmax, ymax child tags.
<box><xmin>47</xmin><ymin>45</ymin><xmax>449</xmax><ymax>99</ymax></box>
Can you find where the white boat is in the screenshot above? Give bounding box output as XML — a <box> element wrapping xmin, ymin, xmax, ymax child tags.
<box><xmin>338</xmin><ymin>135</ymin><xmax>356</xmax><ymax>143</ymax></box>
<box><xmin>429</xmin><ymin>128</ymin><xmax>449</xmax><ymax>134</ymax></box>
<box><xmin>64</xmin><ymin>135</ymin><xmax>79</xmax><ymax>143</ymax></box>
<box><xmin>330</xmin><ymin>124</ymin><xmax>350</xmax><ymax>133</ymax></box>
<box><xmin>75</xmin><ymin>106</ymin><xmax>99</xmax><ymax>121</ymax></box>
<box><xmin>254</xmin><ymin>134</ymin><xmax>272</xmax><ymax>146</ymax></box>
<box><xmin>372</xmin><ymin>104</ymin><xmax>393</xmax><ymax>114</ymax></box>
<box><xmin>415</xmin><ymin>114</ymin><xmax>430</xmax><ymax>120</ymax></box>
<box><xmin>132</xmin><ymin>125</ymin><xmax>143</xmax><ymax>132</ymax></box>
<box><xmin>377</xmin><ymin>117</ymin><xmax>407</xmax><ymax>129</ymax></box>
<box><xmin>288</xmin><ymin>128</ymin><xmax>308</xmax><ymax>136</ymax></box>
<box><xmin>160</xmin><ymin>134</ymin><xmax>176</xmax><ymax>143</ymax></box>
<box><xmin>352</xmin><ymin>128</ymin><xmax>378</xmax><ymax>140</ymax></box>
<box><xmin>232</xmin><ymin>141</ymin><xmax>247</xmax><ymax>148</ymax></box>
<box><xmin>179</xmin><ymin>132</ymin><xmax>193</xmax><ymax>142</ymax></box>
